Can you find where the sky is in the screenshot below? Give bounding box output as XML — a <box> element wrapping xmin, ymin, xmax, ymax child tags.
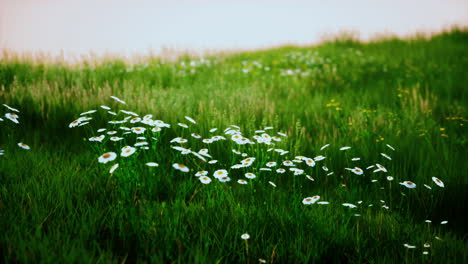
<box><xmin>1</xmin><ymin>0</ymin><xmax>467</xmax><ymax>56</ymax></box>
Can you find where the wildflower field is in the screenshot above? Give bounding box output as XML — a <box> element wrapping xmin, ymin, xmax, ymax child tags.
<box><xmin>1</xmin><ymin>30</ymin><xmax>467</xmax><ymax>263</ymax></box>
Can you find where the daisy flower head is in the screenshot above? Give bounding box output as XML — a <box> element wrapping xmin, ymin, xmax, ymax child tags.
<box><xmin>184</xmin><ymin>116</ymin><xmax>196</xmax><ymax>124</ymax></box>
<box><xmin>320</xmin><ymin>144</ymin><xmax>330</xmax><ymax>151</ymax></box>
<box><xmin>302</xmin><ymin>195</ymin><xmax>320</xmax><ymax>205</ymax></box>
<box><xmin>218</xmin><ymin>176</ymin><xmax>231</xmax><ymax>182</ymax></box>
<box><xmin>350</xmin><ymin>167</ymin><xmax>364</xmax><ymax>175</ymax></box>
<box><xmin>173</xmin><ymin>163</ymin><xmax>189</xmax><ymax>173</ymax></box>
<box><xmin>386</xmin><ymin>144</ymin><xmax>395</xmax><ymax>151</ymax></box>
<box><xmin>283</xmin><ymin>160</ymin><xmax>294</xmax><ymax>167</ymax></box>
<box><xmin>130</xmin><ymin>117</ymin><xmax>141</xmax><ymax>123</ymax></box>
<box><xmin>314</xmin><ymin>155</ymin><xmax>326</xmax><ymax>161</ymax></box>
<box><xmin>131</xmin><ymin>127</ymin><xmax>146</xmax><ymax>134</ymax></box>
<box><xmin>278</xmin><ymin>132</ymin><xmax>287</xmax><ymax>137</ymax></box>
<box><xmin>208</xmin><ymin>160</ymin><xmax>218</xmax><ymax>164</ymax></box>
<box><xmin>351</xmin><ymin>157</ymin><xmax>361</xmax><ymax>161</ymax></box>
<box><xmin>268</xmin><ymin>181</ymin><xmax>277</xmax><ymax>187</ymax></box>
<box><xmin>209</xmin><ymin>128</ymin><xmax>218</xmax><ymax>133</ymax></box>
<box><xmin>245</xmin><ymin>173</ymin><xmax>256</xmax><ymax>179</ymax></box>
<box><xmin>432</xmin><ymin>177</ymin><xmax>444</xmax><ymax>188</ymax></box>
<box><xmin>403</xmin><ymin>244</ymin><xmax>416</xmax><ymax>249</ymax></box>
<box><xmin>266</xmin><ymin>161</ymin><xmax>277</xmax><ymax>167</ymax></box>
<box><xmin>178</xmin><ymin>123</ymin><xmax>189</xmax><ymax>128</ymax></box>
<box><xmin>100</xmin><ymin>105</ymin><xmax>111</xmax><ymax>110</ymax></box>
<box><xmin>191</xmin><ymin>133</ymin><xmax>201</xmax><ymax>139</ymax></box>
<box><xmin>17</xmin><ymin>142</ymin><xmax>30</xmax><ymax>150</ymax></box>
<box><xmin>238</xmin><ymin>179</ymin><xmax>248</xmax><ymax>184</ymax></box>
<box><xmin>195</xmin><ymin>171</ymin><xmax>208</xmax><ymax>177</ymax></box>
<box><xmin>199</xmin><ymin>176</ymin><xmax>211</xmax><ymax>184</ymax></box>
<box><xmin>276</xmin><ymin>168</ymin><xmax>286</xmax><ymax>173</ymax></box>
<box><xmin>306</xmin><ymin>175</ymin><xmax>314</xmax><ymax>181</ymax></box>
<box><xmin>381</xmin><ymin>153</ymin><xmax>392</xmax><ymax>160</ymax></box>
<box><xmin>213</xmin><ymin>169</ymin><xmax>228</xmax><ymax>179</ymax></box>
<box><xmin>3</xmin><ymin>104</ymin><xmax>20</xmax><ymax>112</ymax></box>
<box><xmin>202</xmin><ymin>139</ymin><xmax>213</xmax><ymax>144</ymax></box>
<box><xmin>340</xmin><ymin>146</ymin><xmax>351</xmax><ymax>151</ymax></box>
<box><xmin>121</xmin><ymin>146</ymin><xmax>136</xmax><ymax>157</ymax></box>
<box><xmin>400</xmin><ymin>181</ymin><xmax>416</xmax><ymax>188</ymax></box>
<box><xmin>5</xmin><ymin>113</ymin><xmax>19</xmax><ymax>124</ymax></box>
<box><xmin>109</xmin><ymin>163</ymin><xmax>119</xmax><ymax>173</ymax></box>
<box><xmin>110</xmin><ymin>95</ymin><xmax>126</xmax><ymax>104</ymax></box>
<box><xmin>146</xmin><ymin>162</ymin><xmax>159</xmax><ymax>167</ymax></box>
<box><xmin>424</xmin><ymin>184</ymin><xmax>432</xmax><ymax>189</ymax></box>
<box><xmin>342</xmin><ymin>203</ymin><xmax>357</xmax><ymax>208</ymax></box>
<box><xmin>241</xmin><ymin>233</ymin><xmax>250</xmax><ymax>240</ymax></box>
<box><xmin>305</xmin><ymin>158</ymin><xmax>316</xmax><ymax>167</ymax></box>
<box><xmin>98</xmin><ymin>152</ymin><xmax>117</xmax><ymax>164</ymax></box>
<box><xmin>387</xmin><ymin>176</ymin><xmax>394</xmax><ymax>181</ymax></box>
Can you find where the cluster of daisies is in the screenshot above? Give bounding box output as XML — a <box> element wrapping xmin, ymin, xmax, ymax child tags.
<box><xmin>1</xmin><ymin>104</ymin><xmax>31</xmax><ymax>155</ymax></box>
<box><xmin>69</xmin><ymin>96</ymin><xmax>447</xmax><ymax>203</ymax></box>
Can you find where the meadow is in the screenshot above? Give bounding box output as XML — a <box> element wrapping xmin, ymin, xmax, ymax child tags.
<box><xmin>0</xmin><ymin>29</ymin><xmax>467</xmax><ymax>263</ymax></box>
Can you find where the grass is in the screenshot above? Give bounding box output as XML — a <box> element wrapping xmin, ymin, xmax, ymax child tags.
<box><xmin>1</xmin><ymin>28</ymin><xmax>467</xmax><ymax>263</ymax></box>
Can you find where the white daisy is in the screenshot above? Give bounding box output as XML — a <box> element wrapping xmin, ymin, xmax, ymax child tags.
<box><xmin>195</xmin><ymin>171</ymin><xmax>208</xmax><ymax>177</ymax></box>
<box><xmin>381</xmin><ymin>153</ymin><xmax>392</xmax><ymax>160</ymax></box>
<box><xmin>5</xmin><ymin>113</ymin><xmax>19</xmax><ymax>124</ymax></box>
<box><xmin>351</xmin><ymin>157</ymin><xmax>360</xmax><ymax>161</ymax></box>
<box><xmin>268</xmin><ymin>181</ymin><xmax>277</xmax><ymax>187</ymax></box>
<box><xmin>400</xmin><ymin>181</ymin><xmax>416</xmax><ymax>188</ymax></box>
<box><xmin>109</xmin><ymin>163</ymin><xmax>119</xmax><ymax>173</ymax></box>
<box><xmin>266</xmin><ymin>161</ymin><xmax>277</xmax><ymax>167</ymax></box>
<box><xmin>121</xmin><ymin>146</ymin><xmax>136</xmax><ymax>157</ymax></box>
<box><xmin>208</xmin><ymin>160</ymin><xmax>218</xmax><ymax>164</ymax></box>
<box><xmin>440</xmin><ymin>220</ymin><xmax>448</xmax><ymax>225</ymax></box>
<box><xmin>98</xmin><ymin>152</ymin><xmax>117</xmax><ymax>164</ymax></box>
<box><xmin>152</xmin><ymin>127</ymin><xmax>161</xmax><ymax>133</ymax></box>
<box><xmin>130</xmin><ymin>117</ymin><xmax>141</xmax><ymax>123</ymax></box>
<box><xmin>317</xmin><ymin>201</ymin><xmax>329</xmax><ymax>205</ymax></box>
<box><xmin>184</xmin><ymin>116</ymin><xmax>196</xmax><ymax>124</ymax></box>
<box><xmin>191</xmin><ymin>133</ymin><xmax>201</xmax><ymax>139</ymax></box>
<box><xmin>173</xmin><ymin>163</ymin><xmax>189</xmax><ymax>173</ymax></box>
<box><xmin>305</xmin><ymin>158</ymin><xmax>315</xmax><ymax>167</ymax></box>
<box><xmin>202</xmin><ymin>139</ymin><xmax>213</xmax><ymax>144</ymax></box>
<box><xmin>209</xmin><ymin>128</ymin><xmax>218</xmax><ymax>133</ymax></box>
<box><xmin>306</xmin><ymin>175</ymin><xmax>314</xmax><ymax>181</ymax></box>
<box><xmin>3</xmin><ymin>104</ymin><xmax>20</xmax><ymax>112</ymax></box>
<box><xmin>213</xmin><ymin>169</ymin><xmax>228</xmax><ymax>179</ymax></box>
<box><xmin>238</xmin><ymin>179</ymin><xmax>248</xmax><ymax>184</ymax></box>
<box><xmin>313</xmin><ymin>155</ymin><xmax>326</xmax><ymax>161</ymax></box>
<box><xmin>17</xmin><ymin>142</ymin><xmax>30</xmax><ymax>150</ymax></box>
<box><xmin>386</xmin><ymin>144</ymin><xmax>395</xmax><ymax>151</ymax></box>
<box><xmin>110</xmin><ymin>95</ymin><xmax>126</xmax><ymax>104</ymax></box>
<box><xmin>424</xmin><ymin>184</ymin><xmax>432</xmax><ymax>190</ymax></box>
<box><xmin>241</xmin><ymin>233</ymin><xmax>250</xmax><ymax>240</ymax></box>
<box><xmin>283</xmin><ymin>160</ymin><xmax>294</xmax><ymax>166</ymax></box>
<box><xmin>276</xmin><ymin>168</ymin><xmax>286</xmax><ymax>173</ymax></box>
<box><xmin>432</xmin><ymin>177</ymin><xmax>444</xmax><ymax>188</ymax></box>
<box><xmin>340</xmin><ymin>146</ymin><xmax>351</xmax><ymax>151</ymax></box>
<box><xmin>218</xmin><ymin>176</ymin><xmax>231</xmax><ymax>182</ymax></box>
<box><xmin>146</xmin><ymin>162</ymin><xmax>159</xmax><ymax>167</ymax></box>
<box><xmin>278</xmin><ymin>132</ymin><xmax>287</xmax><ymax>137</ymax></box>
<box><xmin>131</xmin><ymin>127</ymin><xmax>146</xmax><ymax>134</ymax></box>
<box><xmin>320</xmin><ymin>144</ymin><xmax>330</xmax><ymax>150</ymax></box>
<box><xmin>245</xmin><ymin>173</ymin><xmax>256</xmax><ymax>179</ymax></box>
<box><xmin>110</xmin><ymin>136</ymin><xmax>123</xmax><ymax>142</ymax></box>
<box><xmin>199</xmin><ymin>176</ymin><xmax>211</xmax><ymax>184</ymax></box>
<box><xmin>178</xmin><ymin>123</ymin><xmax>189</xmax><ymax>128</ymax></box>
<box><xmin>342</xmin><ymin>203</ymin><xmax>357</xmax><ymax>208</ymax></box>
<box><xmin>100</xmin><ymin>105</ymin><xmax>111</xmax><ymax>110</ymax></box>
<box><xmin>302</xmin><ymin>195</ymin><xmax>320</xmax><ymax>205</ymax></box>
<box><xmin>387</xmin><ymin>176</ymin><xmax>394</xmax><ymax>181</ymax></box>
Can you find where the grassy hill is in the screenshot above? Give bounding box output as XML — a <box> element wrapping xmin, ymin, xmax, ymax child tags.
<box><xmin>1</xmin><ymin>29</ymin><xmax>467</xmax><ymax>263</ymax></box>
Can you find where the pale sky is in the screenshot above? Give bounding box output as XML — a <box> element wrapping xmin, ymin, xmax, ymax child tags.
<box><xmin>1</xmin><ymin>0</ymin><xmax>467</xmax><ymax>56</ymax></box>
